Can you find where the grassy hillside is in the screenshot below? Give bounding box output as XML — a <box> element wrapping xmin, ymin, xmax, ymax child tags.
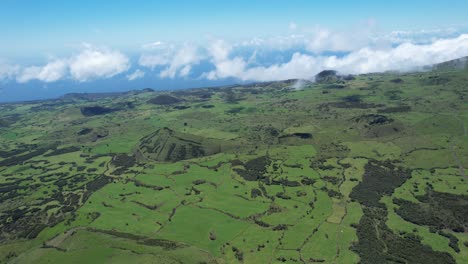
<box><xmin>0</xmin><ymin>63</ymin><xmax>467</xmax><ymax>263</ymax></box>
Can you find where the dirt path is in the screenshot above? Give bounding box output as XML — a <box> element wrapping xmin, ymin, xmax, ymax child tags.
<box><xmin>450</xmin><ymin>144</ymin><xmax>466</xmax><ymax>179</ymax></box>
<box><xmin>45</xmin><ymin>227</ymin><xmax>85</xmax><ymax>248</ymax></box>
<box><xmin>447</xmin><ymin>115</ymin><xmax>466</xmax><ymax>179</ymax></box>
<box><xmin>454</xmin><ymin>115</ymin><xmax>468</xmax><ymax>137</ymax></box>
<box><xmin>331</xmin><ymin>159</ymin><xmax>350</xmax><ymax>264</ymax></box>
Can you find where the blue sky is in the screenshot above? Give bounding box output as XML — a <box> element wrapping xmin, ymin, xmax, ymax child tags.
<box><xmin>1</xmin><ymin>0</ymin><xmax>468</xmax><ymax>102</ymax></box>
<box><xmin>2</xmin><ymin>0</ymin><xmax>468</xmax><ymax>56</ymax></box>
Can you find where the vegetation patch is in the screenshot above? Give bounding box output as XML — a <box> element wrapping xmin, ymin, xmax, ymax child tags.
<box><xmin>1</xmin><ymin>61</ymin><xmax>467</xmax><ymax>263</ymax></box>
<box><xmin>77</xmin><ymin>128</ymin><xmax>93</xmax><ymax>135</ymax></box>
<box><xmin>148</xmin><ymin>94</ymin><xmax>182</xmax><ymax>105</ymax></box>
<box><xmin>350</xmin><ymin>160</ymin><xmax>455</xmax><ymax>264</ymax></box>
<box><xmin>234</xmin><ymin>156</ymin><xmax>270</xmax><ymax>181</ymax></box>
<box><xmin>44</xmin><ymin>146</ymin><xmax>81</xmax><ymax>157</ymax></box>
<box><xmin>393</xmin><ymin>190</ymin><xmax>468</xmax><ymax>233</ymax></box>
<box><xmin>378</xmin><ymin>105</ymin><xmax>411</xmax><ymax>113</ymax></box>
<box><xmin>355</xmin><ymin>114</ymin><xmax>394</xmax><ymax>126</ymax></box>
<box><xmin>80</xmin><ymin>106</ymin><xmax>118</xmax><ymax>116</ymax></box>
<box><xmin>350</xmin><ymin>160</ymin><xmax>410</xmax><ymax>208</ymax></box>
<box><xmin>136</xmin><ymin>127</ymin><xmax>237</xmax><ymax>162</ymax></box>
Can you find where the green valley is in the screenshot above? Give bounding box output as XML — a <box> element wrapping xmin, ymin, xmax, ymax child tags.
<box><xmin>0</xmin><ymin>59</ymin><xmax>467</xmax><ymax>264</ymax></box>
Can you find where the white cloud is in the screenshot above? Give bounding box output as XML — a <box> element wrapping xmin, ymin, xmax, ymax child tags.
<box><xmin>0</xmin><ymin>62</ymin><xmax>20</xmax><ymax>81</ymax></box>
<box><xmin>206</xmin><ymin>57</ymin><xmax>246</xmax><ymax>80</ymax></box>
<box><xmin>204</xmin><ymin>39</ymin><xmax>247</xmax><ymax>80</ymax></box>
<box><xmin>69</xmin><ymin>46</ymin><xmax>130</xmax><ymax>81</ymax></box>
<box><xmin>139</xmin><ymin>54</ymin><xmax>171</xmax><ymax>69</ymax></box>
<box><xmin>17</xmin><ymin>60</ymin><xmax>68</xmax><ymax>83</ymax></box>
<box><xmin>138</xmin><ymin>42</ymin><xmax>174</xmax><ymax>69</ymax></box>
<box><xmin>236</xmin><ymin>24</ymin><xmax>463</xmax><ymax>56</ymax></box>
<box><xmin>126</xmin><ymin>69</ymin><xmax>145</xmax><ymax>81</ymax></box>
<box><xmin>238</xmin><ymin>24</ymin><xmax>376</xmax><ymax>53</ymax></box>
<box><xmin>142</xmin><ymin>41</ymin><xmax>163</xmax><ymax>49</ymax></box>
<box><xmin>139</xmin><ymin>41</ymin><xmax>180</xmax><ymax>72</ymax></box>
<box><xmin>208</xmin><ymin>39</ymin><xmax>232</xmax><ymax>62</ymax></box>
<box><xmin>323</xmin><ymin>34</ymin><xmax>468</xmax><ymax>74</ymax></box>
<box><xmin>10</xmin><ymin>45</ymin><xmax>130</xmax><ymax>83</ymax></box>
<box><xmin>159</xmin><ymin>44</ymin><xmax>201</xmax><ymax>78</ymax></box>
<box><xmin>381</xmin><ymin>27</ymin><xmax>460</xmax><ymax>45</ymax></box>
<box><xmin>17</xmin><ymin>67</ymin><xmax>41</xmax><ymax>83</ymax></box>
<box><xmin>3</xmin><ymin>26</ymin><xmax>468</xmax><ymax>85</ymax></box>
<box><xmin>203</xmin><ymin>34</ymin><xmax>468</xmax><ymax>81</ymax></box>
<box><xmin>179</xmin><ymin>65</ymin><xmax>192</xmax><ymax>77</ymax></box>
<box><xmin>140</xmin><ymin>43</ymin><xmax>202</xmax><ymax>78</ymax></box>
<box><xmin>303</xmin><ymin>27</ymin><xmax>365</xmax><ymax>53</ymax></box>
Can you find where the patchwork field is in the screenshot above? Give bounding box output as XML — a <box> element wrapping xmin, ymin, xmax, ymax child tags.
<box><xmin>0</xmin><ymin>59</ymin><xmax>467</xmax><ymax>263</ymax></box>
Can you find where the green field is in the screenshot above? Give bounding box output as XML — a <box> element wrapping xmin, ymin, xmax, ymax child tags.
<box><xmin>0</xmin><ymin>59</ymin><xmax>467</xmax><ymax>263</ymax></box>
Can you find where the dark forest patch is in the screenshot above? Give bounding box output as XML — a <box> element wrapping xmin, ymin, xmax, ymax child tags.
<box><xmin>364</xmin><ymin>123</ymin><xmax>404</xmax><ymax>138</ymax></box>
<box><xmin>350</xmin><ymin>160</ymin><xmax>455</xmax><ymax>264</ymax></box>
<box><xmin>350</xmin><ymin>160</ymin><xmax>410</xmax><ymax>208</ymax></box>
<box><xmin>279</xmin><ymin>133</ymin><xmax>313</xmax><ymax>143</ymax></box>
<box><xmin>315</xmin><ymin>70</ymin><xmax>339</xmax><ymax>83</ymax></box>
<box><xmin>355</xmin><ymin>114</ymin><xmax>394</xmax><ymax>126</ymax></box>
<box><xmin>82</xmin><ymin>176</ymin><xmax>112</xmax><ymax>202</ymax></box>
<box><xmin>111</xmin><ymin>154</ymin><xmax>136</xmax><ymax>174</ymax></box>
<box><xmin>148</xmin><ymin>95</ymin><xmax>182</xmax><ymax>105</ymax></box>
<box><xmin>315</xmin><ymin>70</ymin><xmax>355</xmax><ymax>85</ymax></box>
<box><xmin>77</xmin><ymin>128</ymin><xmax>93</xmax><ymax>135</ymax></box>
<box><xmin>201</xmin><ymin>104</ymin><xmax>215</xmax><ymax>109</ymax></box>
<box><xmin>251</xmin><ymin>188</ymin><xmax>262</xmax><ymax>198</ymax></box>
<box><xmin>290</xmin><ymin>132</ymin><xmax>312</xmax><ymax>139</ymax></box>
<box><xmin>172</xmin><ymin>89</ymin><xmax>213</xmax><ymax>99</ymax></box>
<box><xmin>269</xmin><ymin>178</ymin><xmax>301</xmax><ymax>187</ymax></box>
<box><xmin>44</xmin><ymin>146</ymin><xmax>81</xmax><ymax>157</ymax></box>
<box><xmin>438</xmin><ymin>230</ymin><xmax>460</xmax><ymax>253</ymax></box>
<box><xmin>378</xmin><ymin>105</ymin><xmax>411</xmax><ymax>113</ymax></box>
<box><xmin>245</xmin><ymin>124</ymin><xmax>280</xmax><ymax>145</ymax></box>
<box><xmin>0</xmin><ymin>115</ymin><xmax>20</xmax><ymax>127</ymax></box>
<box><xmin>225</xmin><ymin>107</ymin><xmax>245</xmax><ymax>114</ymax></box>
<box><xmin>352</xmin><ymin>207</ymin><xmax>455</xmax><ymax>264</ymax></box>
<box><xmin>390</xmin><ymin>78</ymin><xmax>404</xmax><ymax>84</ymax></box>
<box><xmin>393</xmin><ymin>190</ymin><xmax>468</xmax><ymax>233</ymax></box>
<box><xmin>88</xmin><ymin>228</ymin><xmax>184</xmax><ymax>250</ymax></box>
<box><xmin>0</xmin><ymin>144</ymin><xmax>34</xmax><ymax>158</ymax></box>
<box><xmin>173</xmin><ymin>105</ymin><xmax>191</xmax><ymax>110</ymax></box>
<box><xmin>315</xmin><ymin>143</ymin><xmax>350</xmax><ymax>159</ymax></box>
<box><xmin>80</xmin><ymin>106</ymin><xmax>118</xmax><ymax>116</ymax></box>
<box><xmin>384</xmin><ymin>90</ymin><xmax>403</xmax><ymax>101</ymax></box>
<box><xmin>319</xmin><ymin>101</ymin><xmax>383</xmax><ymax>110</ymax></box>
<box><xmin>1</xmin><ymin>173</ymin><xmax>111</xmax><ymax>242</ymax></box>
<box><xmin>232</xmin><ymin>246</ymin><xmax>244</xmax><ymax>262</ymax></box>
<box><xmin>0</xmin><ymin>147</ymin><xmax>52</xmax><ymax>167</ymax></box>
<box><xmin>342</xmin><ymin>95</ymin><xmax>363</xmax><ymax>103</ymax></box>
<box><xmin>324</xmin><ymin>84</ymin><xmax>346</xmax><ymax>89</ymax></box>
<box><xmin>0</xmin><ymin>119</ymin><xmax>9</xmax><ymax>127</ymax></box>
<box><xmin>222</xmin><ymin>90</ymin><xmax>244</xmax><ymax>104</ymax></box>
<box><xmin>300</xmin><ymin>177</ymin><xmax>316</xmax><ymax>186</ymax></box>
<box><xmin>421</xmin><ymin>75</ymin><xmax>451</xmax><ymax>86</ymax></box>
<box><xmin>234</xmin><ymin>156</ymin><xmax>270</xmax><ymax>181</ymax></box>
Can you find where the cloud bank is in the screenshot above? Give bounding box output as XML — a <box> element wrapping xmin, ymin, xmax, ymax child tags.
<box><xmin>202</xmin><ymin>34</ymin><xmax>468</xmax><ymax>81</ymax></box>
<box><xmin>126</xmin><ymin>69</ymin><xmax>145</xmax><ymax>81</ymax></box>
<box><xmin>139</xmin><ymin>43</ymin><xmax>201</xmax><ymax>78</ymax></box>
<box><xmin>0</xmin><ymin>62</ymin><xmax>20</xmax><ymax>81</ymax></box>
<box><xmin>69</xmin><ymin>46</ymin><xmax>129</xmax><ymax>82</ymax></box>
<box><xmin>15</xmin><ymin>45</ymin><xmax>130</xmax><ymax>83</ymax></box>
<box><xmin>2</xmin><ymin>26</ymin><xmax>468</xmax><ymax>85</ymax></box>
